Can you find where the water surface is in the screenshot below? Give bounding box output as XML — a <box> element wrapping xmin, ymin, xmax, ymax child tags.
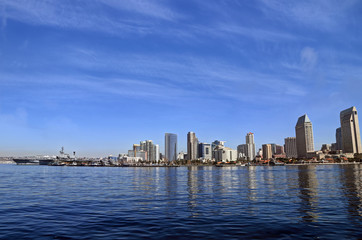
<box><xmin>0</xmin><ymin>164</ymin><xmax>361</xmax><ymax>239</ymax></box>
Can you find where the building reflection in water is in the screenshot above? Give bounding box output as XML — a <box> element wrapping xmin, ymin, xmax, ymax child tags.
<box><xmin>187</xmin><ymin>166</ymin><xmax>200</xmax><ymax>217</ymax></box>
<box><xmin>164</xmin><ymin>167</ymin><xmax>178</xmax><ymax>216</ymax></box>
<box><xmin>297</xmin><ymin>165</ymin><xmax>319</xmax><ymax>222</ymax></box>
<box><xmin>247</xmin><ymin>166</ymin><xmax>258</xmax><ymax>202</ymax></box>
<box><xmin>339</xmin><ymin>164</ymin><xmax>362</xmax><ymax>224</ymax></box>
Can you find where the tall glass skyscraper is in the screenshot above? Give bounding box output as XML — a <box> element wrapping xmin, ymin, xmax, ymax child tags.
<box><xmin>165</xmin><ymin>133</ymin><xmax>177</xmax><ymax>162</ymax></box>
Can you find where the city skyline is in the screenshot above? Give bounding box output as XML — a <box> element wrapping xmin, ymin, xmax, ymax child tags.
<box><xmin>1</xmin><ymin>1</ymin><xmax>362</xmax><ymax>157</ymax></box>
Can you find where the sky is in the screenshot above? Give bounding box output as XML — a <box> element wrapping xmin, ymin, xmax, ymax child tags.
<box><xmin>0</xmin><ymin>0</ymin><xmax>362</xmax><ymax>157</ymax></box>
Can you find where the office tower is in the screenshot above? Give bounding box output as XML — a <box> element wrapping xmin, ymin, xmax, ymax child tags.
<box><xmin>340</xmin><ymin>106</ymin><xmax>362</xmax><ymax>154</ymax></box>
<box><xmin>295</xmin><ymin>114</ymin><xmax>315</xmax><ymax>158</ymax></box>
<box><xmin>155</xmin><ymin>144</ymin><xmax>160</xmax><ymax>162</ymax></box>
<box><xmin>199</xmin><ymin>143</ymin><xmax>212</xmax><ymax>160</ymax></box>
<box><xmin>246</xmin><ymin>132</ymin><xmax>256</xmax><ymax>161</ymax></box>
<box><xmin>140</xmin><ymin>140</ymin><xmax>155</xmax><ymax>162</ymax></box>
<box><xmin>187</xmin><ymin>132</ymin><xmax>198</xmax><ymax>160</ymax></box>
<box><xmin>270</xmin><ymin>144</ymin><xmax>277</xmax><ymax>155</ymax></box>
<box><xmin>275</xmin><ymin>145</ymin><xmax>284</xmax><ymax>154</ymax></box>
<box><xmin>336</xmin><ymin>127</ymin><xmax>342</xmax><ymax>151</ymax></box>
<box><xmin>262</xmin><ymin>144</ymin><xmax>272</xmax><ymax>160</ymax></box>
<box><xmin>165</xmin><ymin>133</ymin><xmax>177</xmax><ymax>162</ymax></box>
<box><xmin>237</xmin><ymin>144</ymin><xmax>247</xmax><ymax>159</ymax></box>
<box><xmin>284</xmin><ymin>137</ymin><xmax>297</xmax><ymax>158</ymax></box>
<box><xmin>212</xmin><ymin>140</ymin><xmax>226</xmax><ymax>160</ymax></box>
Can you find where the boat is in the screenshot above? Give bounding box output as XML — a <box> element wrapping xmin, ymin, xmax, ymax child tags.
<box><xmin>13</xmin><ymin>157</ymin><xmax>40</xmax><ymax>165</ymax></box>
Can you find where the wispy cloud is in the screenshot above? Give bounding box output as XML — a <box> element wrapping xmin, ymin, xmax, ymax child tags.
<box><xmin>259</xmin><ymin>0</ymin><xmax>358</xmax><ymax>30</ymax></box>
<box><xmin>98</xmin><ymin>0</ymin><xmax>180</xmax><ymax>21</ymax></box>
<box><xmin>300</xmin><ymin>47</ymin><xmax>318</xmax><ymax>70</ymax></box>
<box><xmin>2</xmin><ymin>0</ymin><xmax>178</xmax><ymax>35</ymax></box>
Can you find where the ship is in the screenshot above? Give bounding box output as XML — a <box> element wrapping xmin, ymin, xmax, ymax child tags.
<box><xmin>13</xmin><ymin>157</ymin><xmax>41</xmax><ymax>165</ymax></box>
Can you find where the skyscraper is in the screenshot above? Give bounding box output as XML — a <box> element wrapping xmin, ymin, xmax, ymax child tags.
<box><xmin>187</xmin><ymin>132</ymin><xmax>198</xmax><ymax>160</ymax></box>
<box><xmin>155</xmin><ymin>144</ymin><xmax>160</xmax><ymax>162</ymax></box>
<box><xmin>245</xmin><ymin>132</ymin><xmax>256</xmax><ymax>161</ymax></box>
<box><xmin>340</xmin><ymin>106</ymin><xmax>362</xmax><ymax>154</ymax></box>
<box><xmin>165</xmin><ymin>133</ymin><xmax>177</xmax><ymax>162</ymax></box>
<box><xmin>295</xmin><ymin>114</ymin><xmax>314</xmax><ymax>158</ymax></box>
<box><xmin>262</xmin><ymin>144</ymin><xmax>272</xmax><ymax>160</ymax></box>
<box><xmin>284</xmin><ymin>137</ymin><xmax>297</xmax><ymax>158</ymax></box>
<box><xmin>336</xmin><ymin>127</ymin><xmax>343</xmax><ymax>151</ymax></box>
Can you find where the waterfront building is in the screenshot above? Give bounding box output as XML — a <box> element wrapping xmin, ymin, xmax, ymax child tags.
<box><xmin>340</xmin><ymin>106</ymin><xmax>362</xmax><ymax>154</ymax></box>
<box><xmin>165</xmin><ymin>133</ymin><xmax>177</xmax><ymax>162</ymax></box>
<box><xmin>199</xmin><ymin>143</ymin><xmax>212</xmax><ymax>160</ymax></box>
<box><xmin>177</xmin><ymin>151</ymin><xmax>185</xmax><ymax>160</ymax></box>
<box><xmin>127</xmin><ymin>150</ymin><xmax>147</xmax><ymax>161</ymax></box>
<box><xmin>187</xmin><ymin>132</ymin><xmax>199</xmax><ymax>160</ymax></box>
<box><xmin>275</xmin><ymin>145</ymin><xmax>284</xmax><ymax>155</ymax></box>
<box><xmin>284</xmin><ymin>137</ymin><xmax>297</xmax><ymax>158</ymax></box>
<box><xmin>245</xmin><ymin>133</ymin><xmax>256</xmax><ymax>161</ymax></box>
<box><xmin>155</xmin><ymin>144</ymin><xmax>160</xmax><ymax>162</ymax></box>
<box><xmin>237</xmin><ymin>144</ymin><xmax>247</xmax><ymax>159</ymax></box>
<box><xmin>132</xmin><ymin>144</ymin><xmax>141</xmax><ymax>157</ymax></box>
<box><xmin>212</xmin><ymin>140</ymin><xmax>226</xmax><ymax>160</ymax></box>
<box><xmin>257</xmin><ymin>148</ymin><xmax>263</xmax><ymax>158</ymax></box>
<box><xmin>321</xmin><ymin>144</ymin><xmax>331</xmax><ymax>153</ymax></box>
<box><xmin>331</xmin><ymin>143</ymin><xmax>337</xmax><ymax>151</ymax></box>
<box><xmin>336</xmin><ymin>127</ymin><xmax>343</xmax><ymax>151</ymax></box>
<box><xmin>211</xmin><ymin>140</ymin><xmax>225</xmax><ymax>151</ymax></box>
<box><xmin>214</xmin><ymin>145</ymin><xmax>237</xmax><ymax>162</ymax></box>
<box><xmin>262</xmin><ymin>144</ymin><xmax>272</xmax><ymax>160</ymax></box>
<box><xmin>128</xmin><ymin>150</ymin><xmax>134</xmax><ymax>158</ymax></box>
<box><xmin>270</xmin><ymin>143</ymin><xmax>276</xmax><ymax>155</ymax></box>
<box><xmin>295</xmin><ymin>114</ymin><xmax>315</xmax><ymax>158</ymax></box>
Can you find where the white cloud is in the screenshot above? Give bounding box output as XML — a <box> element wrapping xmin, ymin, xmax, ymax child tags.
<box><xmin>260</xmin><ymin>0</ymin><xmax>358</xmax><ymax>30</ymax></box>
<box><xmin>300</xmin><ymin>47</ymin><xmax>318</xmax><ymax>70</ymax></box>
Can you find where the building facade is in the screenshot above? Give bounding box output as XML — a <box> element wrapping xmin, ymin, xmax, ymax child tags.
<box><xmin>199</xmin><ymin>143</ymin><xmax>212</xmax><ymax>160</ymax></box>
<box><xmin>165</xmin><ymin>133</ymin><xmax>178</xmax><ymax>162</ymax></box>
<box><xmin>340</xmin><ymin>106</ymin><xmax>362</xmax><ymax>154</ymax></box>
<box><xmin>214</xmin><ymin>146</ymin><xmax>237</xmax><ymax>162</ymax></box>
<box><xmin>336</xmin><ymin>127</ymin><xmax>343</xmax><ymax>151</ymax></box>
<box><xmin>262</xmin><ymin>144</ymin><xmax>273</xmax><ymax>160</ymax></box>
<box><xmin>295</xmin><ymin>114</ymin><xmax>315</xmax><ymax>158</ymax></box>
<box><xmin>187</xmin><ymin>132</ymin><xmax>199</xmax><ymax>160</ymax></box>
<box><xmin>284</xmin><ymin>137</ymin><xmax>297</xmax><ymax>158</ymax></box>
<box><xmin>245</xmin><ymin>133</ymin><xmax>256</xmax><ymax>161</ymax></box>
<box><xmin>237</xmin><ymin>144</ymin><xmax>247</xmax><ymax>159</ymax></box>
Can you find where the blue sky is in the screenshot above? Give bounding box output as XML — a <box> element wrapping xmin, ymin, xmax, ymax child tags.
<box><xmin>1</xmin><ymin>0</ymin><xmax>362</xmax><ymax>157</ymax></box>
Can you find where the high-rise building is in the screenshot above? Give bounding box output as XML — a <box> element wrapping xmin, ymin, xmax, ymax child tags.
<box><xmin>237</xmin><ymin>144</ymin><xmax>247</xmax><ymax>159</ymax></box>
<box><xmin>270</xmin><ymin>143</ymin><xmax>277</xmax><ymax>155</ymax></box>
<box><xmin>275</xmin><ymin>145</ymin><xmax>284</xmax><ymax>155</ymax></box>
<box><xmin>211</xmin><ymin>140</ymin><xmax>226</xmax><ymax>160</ymax></box>
<box><xmin>155</xmin><ymin>144</ymin><xmax>160</xmax><ymax>162</ymax></box>
<box><xmin>295</xmin><ymin>114</ymin><xmax>314</xmax><ymax>158</ymax></box>
<box><xmin>340</xmin><ymin>106</ymin><xmax>362</xmax><ymax>154</ymax></box>
<box><xmin>139</xmin><ymin>140</ymin><xmax>156</xmax><ymax>162</ymax></box>
<box><xmin>245</xmin><ymin>132</ymin><xmax>256</xmax><ymax>161</ymax></box>
<box><xmin>199</xmin><ymin>143</ymin><xmax>211</xmax><ymax>160</ymax></box>
<box><xmin>284</xmin><ymin>137</ymin><xmax>297</xmax><ymax>158</ymax></box>
<box><xmin>262</xmin><ymin>144</ymin><xmax>272</xmax><ymax>160</ymax></box>
<box><xmin>165</xmin><ymin>133</ymin><xmax>177</xmax><ymax>162</ymax></box>
<box><xmin>187</xmin><ymin>132</ymin><xmax>199</xmax><ymax>160</ymax></box>
<box><xmin>336</xmin><ymin>127</ymin><xmax>343</xmax><ymax>151</ymax></box>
